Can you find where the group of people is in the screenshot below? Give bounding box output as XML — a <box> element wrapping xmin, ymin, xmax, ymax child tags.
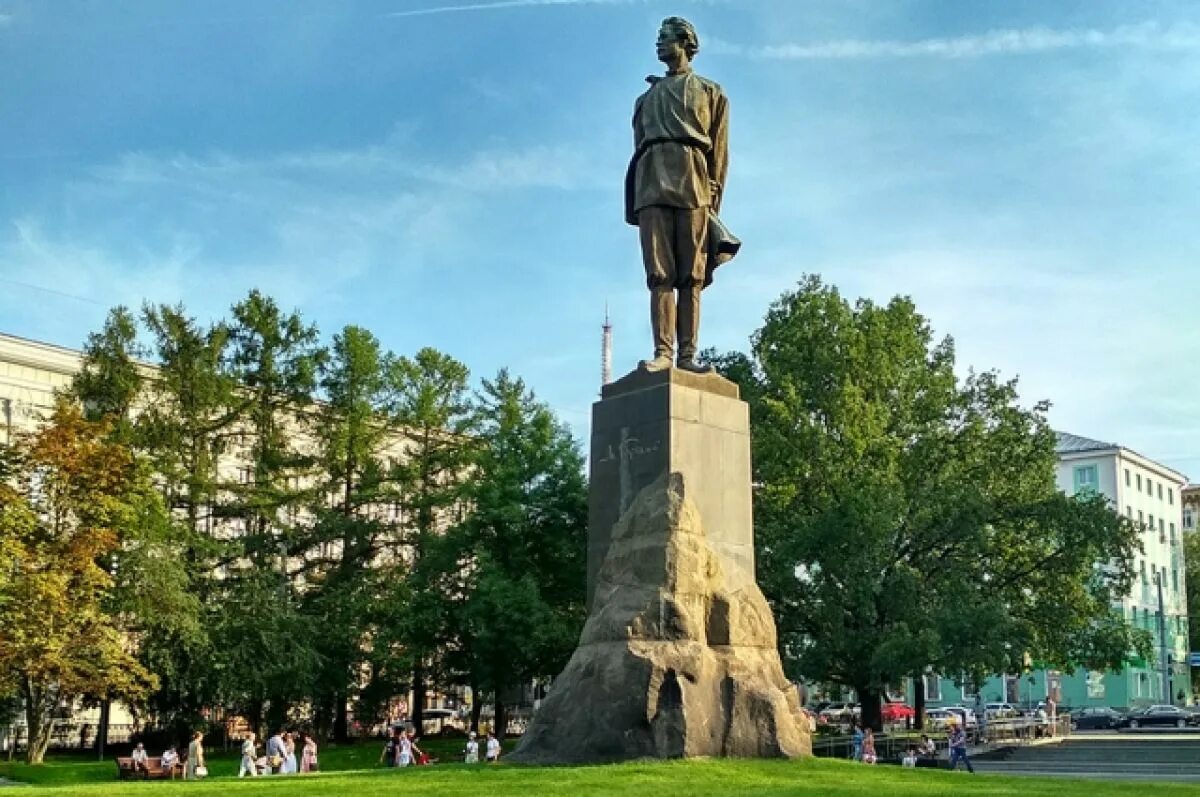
<box><xmin>381</xmin><ymin>726</ymin><xmax>430</xmax><ymax>767</ymax></box>
<box><xmin>463</xmin><ymin>731</ymin><xmax>501</xmax><ymax>764</ymax></box>
<box><xmin>128</xmin><ymin>732</ymin><xmax>207</xmax><ymax>779</ymax></box>
<box><xmin>851</xmin><ymin>720</ymin><xmax>974</xmax><ymax>773</ymax></box>
<box><xmin>238</xmin><ymin>729</ymin><xmax>319</xmax><ymax>777</ymax></box>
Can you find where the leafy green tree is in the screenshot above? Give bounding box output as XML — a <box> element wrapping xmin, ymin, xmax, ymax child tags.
<box><xmin>454</xmin><ymin>370</ymin><xmax>587</xmax><ymax>735</ymax></box>
<box><xmin>707</xmin><ymin>276</ymin><xmax>1147</xmax><ymax>730</ymax></box>
<box><xmin>1185</xmin><ymin>527</ymin><xmax>1200</xmax><ymax>694</ymax></box>
<box><xmin>0</xmin><ymin>402</ymin><xmax>158</xmax><ymax>763</ymax></box>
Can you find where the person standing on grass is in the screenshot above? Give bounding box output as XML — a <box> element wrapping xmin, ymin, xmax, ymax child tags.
<box><xmin>396</xmin><ymin>729</ymin><xmax>413</xmax><ymax>767</ymax></box>
<box><xmin>185</xmin><ymin>731</ymin><xmax>205</xmax><ymax>780</ymax></box>
<box><xmin>861</xmin><ymin>727</ymin><xmax>877</xmax><ymax>764</ymax></box>
<box><xmin>948</xmin><ymin>719</ymin><xmax>975</xmax><ymax>773</ymax></box>
<box><xmin>301</xmin><ymin>734</ymin><xmax>318</xmax><ymax>773</ymax></box>
<box><xmin>850</xmin><ymin>723</ymin><xmax>864</xmax><ymax>761</ymax></box>
<box><xmin>465</xmin><ymin>731</ymin><xmax>480</xmax><ymax>763</ymax></box>
<box><xmin>239</xmin><ymin>732</ymin><xmax>259</xmax><ymax>778</ymax></box>
<box><xmin>486</xmin><ymin>732</ymin><xmax>501</xmax><ymax>763</ymax></box>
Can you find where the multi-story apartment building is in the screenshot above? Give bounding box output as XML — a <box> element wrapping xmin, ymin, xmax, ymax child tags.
<box><xmin>920</xmin><ymin>431</ymin><xmax>1192</xmax><ymax>711</ymax></box>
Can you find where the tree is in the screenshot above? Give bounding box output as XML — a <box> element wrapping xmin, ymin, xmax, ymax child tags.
<box><xmin>68</xmin><ymin>306</ymin><xmax>144</xmax><ymax>435</ymax></box>
<box><xmin>454</xmin><ymin>370</ymin><xmax>587</xmax><ymax>735</ymax></box>
<box><xmin>707</xmin><ymin>276</ymin><xmax>1147</xmax><ymax>730</ymax></box>
<box><xmin>1185</xmin><ymin>528</ymin><xmax>1200</xmax><ymax>694</ymax></box>
<box><xmin>388</xmin><ymin>347</ymin><xmax>477</xmax><ymax>733</ymax></box>
<box><xmin>0</xmin><ymin>402</ymin><xmax>158</xmax><ymax>763</ymax></box>
<box><xmin>301</xmin><ymin>325</ymin><xmax>399</xmax><ymax>740</ymax></box>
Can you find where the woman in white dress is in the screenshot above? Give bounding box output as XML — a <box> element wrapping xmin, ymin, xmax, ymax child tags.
<box><xmin>464</xmin><ymin>732</ymin><xmax>479</xmax><ymax>763</ymax></box>
<box><xmin>281</xmin><ymin>732</ymin><xmax>298</xmax><ymax>774</ymax></box>
<box><xmin>396</xmin><ymin>733</ymin><xmax>413</xmax><ymax>767</ymax></box>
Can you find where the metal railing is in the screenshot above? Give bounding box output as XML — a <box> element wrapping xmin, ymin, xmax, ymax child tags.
<box><xmin>812</xmin><ymin>715</ymin><xmax>1071</xmax><ymax>764</ymax></box>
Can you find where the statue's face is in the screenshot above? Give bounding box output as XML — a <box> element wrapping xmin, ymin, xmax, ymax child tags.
<box><xmin>656</xmin><ymin>26</ymin><xmax>687</xmax><ymax>64</ymax></box>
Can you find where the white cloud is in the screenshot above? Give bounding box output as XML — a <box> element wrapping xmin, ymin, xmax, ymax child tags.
<box><xmin>711</xmin><ymin>21</ymin><xmax>1200</xmax><ymax>60</ymax></box>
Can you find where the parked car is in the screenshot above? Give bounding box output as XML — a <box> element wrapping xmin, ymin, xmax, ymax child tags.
<box><xmin>818</xmin><ymin>702</ymin><xmax>859</xmax><ymax>723</ymax></box>
<box><xmin>1071</xmin><ymin>706</ymin><xmax>1124</xmax><ymax>730</ymax></box>
<box><xmin>943</xmin><ymin>706</ymin><xmax>978</xmax><ymax>729</ymax></box>
<box><xmin>924</xmin><ymin>708</ymin><xmax>964</xmax><ymax>730</ymax></box>
<box><xmin>984</xmin><ymin>702</ymin><xmax>1019</xmax><ymax>719</ymax></box>
<box><xmin>881</xmin><ymin>702</ymin><xmax>915</xmax><ymax>723</ymax></box>
<box><xmin>1120</xmin><ymin>705</ymin><xmax>1198</xmax><ymax>729</ymax></box>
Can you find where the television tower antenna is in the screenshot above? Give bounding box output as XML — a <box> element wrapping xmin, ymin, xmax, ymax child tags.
<box><xmin>601</xmin><ymin>304</ymin><xmax>613</xmax><ymax>389</ymax></box>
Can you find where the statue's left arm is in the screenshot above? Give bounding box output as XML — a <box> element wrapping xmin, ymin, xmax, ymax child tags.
<box><xmin>707</xmin><ymin>87</ymin><xmax>730</xmax><ymax>214</ymax></box>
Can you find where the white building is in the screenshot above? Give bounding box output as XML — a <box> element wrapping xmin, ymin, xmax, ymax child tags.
<box><xmin>1053</xmin><ymin>432</ymin><xmax>1190</xmax><ymax>706</ymax></box>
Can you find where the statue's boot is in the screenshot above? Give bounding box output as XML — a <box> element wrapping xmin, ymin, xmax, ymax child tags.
<box><xmin>641</xmin><ymin>286</ymin><xmax>675</xmax><ymax>372</ymax></box>
<box><xmin>676</xmin><ymin>284</ymin><xmax>713</xmax><ymax>374</ymax></box>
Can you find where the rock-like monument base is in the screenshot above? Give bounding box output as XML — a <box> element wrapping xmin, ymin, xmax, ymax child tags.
<box><xmin>510</xmin><ymin>370</ymin><xmax>810</xmax><ymax>763</ymax></box>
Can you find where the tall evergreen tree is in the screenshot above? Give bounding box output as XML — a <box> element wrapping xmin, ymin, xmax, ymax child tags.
<box><xmin>388</xmin><ymin>347</ymin><xmax>477</xmax><ymax>733</ymax></box>
<box><xmin>454</xmin><ymin>370</ymin><xmax>587</xmax><ymax>736</ymax></box>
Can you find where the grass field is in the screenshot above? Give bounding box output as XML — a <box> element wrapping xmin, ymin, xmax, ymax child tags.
<box><xmin>4</xmin><ymin>743</ymin><xmax>1197</xmax><ymax>796</ymax></box>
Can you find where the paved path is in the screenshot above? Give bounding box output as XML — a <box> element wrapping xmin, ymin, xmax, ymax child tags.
<box><xmin>973</xmin><ymin>734</ymin><xmax>1200</xmax><ymax>782</ymax></box>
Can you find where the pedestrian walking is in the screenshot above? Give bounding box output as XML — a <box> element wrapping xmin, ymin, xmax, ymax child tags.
<box><xmin>947</xmin><ymin>719</ymin><xmax>975</xmax><ymax>773</ymax></box>
<box><xmin>238</xmin><ymin>733</ymin><xmax>258</xmax><ymax>778</ymax></box>
<box><xmin>185</xmin><ymin>731</ymin><xmax>206</xmax><ymax>780</ymax></box>
<box><xmin>301</xmin><ymin>734</ymin><xmax>318</xmax><ymax>773</ymax></box>
<box><xmin>850</xmin><ymin>723</ymin><xmax>863</xmax><ymax>761</ymax></box>
<box><xmin>486</xmin><ymin>732</ymin><xmax>501</xmax><ymax>763</ymax></box>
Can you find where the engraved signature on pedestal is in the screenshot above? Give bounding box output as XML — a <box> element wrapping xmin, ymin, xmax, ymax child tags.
<box><xmin>597</xmin><ymin>429</ymin><xmax>660</xmax><ymax>516</ymax></box>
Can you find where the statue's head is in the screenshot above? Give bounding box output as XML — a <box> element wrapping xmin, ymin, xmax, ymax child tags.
<box><xmin>656</xmin><ymin>16</ymin><xmax>699</xmax><ymax>65</ymax></box>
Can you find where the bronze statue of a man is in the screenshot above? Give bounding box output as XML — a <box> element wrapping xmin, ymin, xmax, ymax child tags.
<box><xmin>625</xmin><ymin>17</ymin><xmax>738</xmax><ymax>374</ymax></box>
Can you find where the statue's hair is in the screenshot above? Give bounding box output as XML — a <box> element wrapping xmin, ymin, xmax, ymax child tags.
<box><xmin>661</xmin><ymin>16</ymin><xmax>699</xmax><ymax>58</ymax></box>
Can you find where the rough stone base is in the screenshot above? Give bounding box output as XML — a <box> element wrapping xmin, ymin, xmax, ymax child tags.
<box><xmin>510</xmin><ymin>473</ymin><xmax>811</xmax><ymax>763</ymax></box>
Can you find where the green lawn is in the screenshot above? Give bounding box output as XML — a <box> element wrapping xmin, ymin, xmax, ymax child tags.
<box><xmin>4</xmin><ymin>744</ymin><xmax>1198</xmax><ymax>797</ymax></box>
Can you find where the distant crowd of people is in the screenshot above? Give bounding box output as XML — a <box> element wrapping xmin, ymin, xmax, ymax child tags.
<box><xmin>237</xmin><ymin>729</ymin><xmax>319</xmax><ymax>777</ymax></box>
<box><xmin>850</xmin><ymin>718</ymin><xmax>974</xmax><ymax>773</ymax></box>
<box><xmin>379</xmin><ymin>726</ymin><xmax>500</xmax><ymax>767</ymax></box>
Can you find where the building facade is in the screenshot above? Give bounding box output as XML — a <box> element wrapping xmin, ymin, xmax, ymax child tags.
<box><xmin>920</xmin><ymin>431</ymin><xmax>1192</xmax><ymax>711</ymax></box>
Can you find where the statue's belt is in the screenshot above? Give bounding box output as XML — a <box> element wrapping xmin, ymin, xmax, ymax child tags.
<box><xmin>633</xmin><ymin>137</ymin><xmax>711</xmax><ymax>160</ymax></box>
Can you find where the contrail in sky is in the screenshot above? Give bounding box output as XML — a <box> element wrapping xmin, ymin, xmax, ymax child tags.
<box><xmin>710</xmin><ymin>21</ymin><xmax>1200</xmax><ymax>60</ymax></box>
<box><xmin>383</xmin><ymin>0</ymin><xmax>636</xmax><ymax>18</ymax></box>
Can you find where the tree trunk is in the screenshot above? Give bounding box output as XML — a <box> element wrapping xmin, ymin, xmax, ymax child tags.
<box><xmin>858</xmin><ymin>686</ymin><xmax>883</xmax><ymax>733</ymax></box>
<box><xmin>334</xmin><ymin>692</ymin><xmax>349</xmax><ymax>743</ymax></box>
<box><xmin>411</xmin><ymin>667</ymin><xmax>426</xmax><ymax>737</ymax></box>
<box><xmin>469</xmin><ymin>682</ymin><xmax>483</xmax><ymax>734</ymax></box>
<box><xmin>23</xmin><ymin>685</ymin><xmax>54</xmax><ymax>765</ymax></box>
<box><xmin>96</xmin><ymin>699</ymin><xmax>111</xmax><ymax>760</ymax></box>
<box><xmin>494</xmin><ymin>695</ymin><xmax>506</xmax><ymax>740</ymax></box>
<box><xmin>913</xmin><ymin>675</ymin><xmax>926</xmax><ymax>731</ymax></box>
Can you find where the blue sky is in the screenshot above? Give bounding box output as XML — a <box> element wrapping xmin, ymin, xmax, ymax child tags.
<box><xmin>2</xmin><ymin>0</ymin><xmax>1198</xmax><ymax>478</ymax></box>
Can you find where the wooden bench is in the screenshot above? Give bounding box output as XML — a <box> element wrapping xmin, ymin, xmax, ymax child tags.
<box><xmin>116</xmin><ymin>756</ymin><xmax>183</xmax><ymax>780</ymax></box>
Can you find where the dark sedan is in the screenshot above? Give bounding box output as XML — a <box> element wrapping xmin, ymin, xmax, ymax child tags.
<box><xmin>1119</xmin><ymin>705</ymin><xmax>1198</xmax><ymax>729</ymax></box>
<box><xmin>1071</xmin><ymin>706</ymin><xmax>1124</xmax><ymax>730</ymax></box>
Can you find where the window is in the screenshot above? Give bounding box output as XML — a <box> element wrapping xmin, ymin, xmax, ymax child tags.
<box><xmin>923</xmin><ymin>673</ymin><xmax>942</xmax><ymax>701</ymax></box>
<box><xmin>1137</xmin><ymin>474</ymin><xmax>1143</xmax><ymax>491</ymax></box>
<box><xmin>1126</xmin><ymin>506</ymin><xmax>1133</xmax><ymax>518</ymax></box>
<box><xmin>1158</xmin><ymin>484</ymin><xmax>1164</xmax><ymax>500</ymax></box>
<box><xmin>1168</xmin><ymin>488</ymin><xmax>1174</xmax><ymax>505</ymax></box>
<box><xmin>1160</xmin><ymin>518</ymin><xmax>1166</xmax><ymax>533</ymax></box>
<box><xmin>1173</xmin><ymin>569</ymin><xmax>1179</xmax><ymax>593</ymax></box>
<box><xmin>1149</xmin><ymin>513</ymin><xmax>1155</xmax><ymax>531</ymax></box>
<box><xmin>1140</xmin><ymin>561</ymin><xmax>1148</xmax><ymax>584</ymax></box>
<box><xmin>1147</xmin><ymin>478</ymin><xmax>1154</xmax><ymax>496</ymax></box>
<box><xmin>1074</xmin><ymin>465</ymin><xmax>1099</xmax><ymax>494</ymax></box>
<box><xmin>1170</xmin><ymin>523</ymin><xmax>1177</xmax><ymax>544</ymax></box>
<box><xmin>1125</xmin><ymin>469</ymin><xmax>1132</xmax><ymax>487</ymax></box>
<box><xmin>1186</xmin><ymin>508</ymin><xmax>1196</xmax><ymax>531</ymax></box>
<box><xmin>1139</xmin><ymin>510</ymin><xmax>1145</xmax><ymax>526</ymax></box>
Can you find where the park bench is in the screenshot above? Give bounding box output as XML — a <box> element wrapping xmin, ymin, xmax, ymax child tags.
<box><xmin>115</xmin><ymin>755</ymin><xmax>183</xmax><ymax>780</ymax></box>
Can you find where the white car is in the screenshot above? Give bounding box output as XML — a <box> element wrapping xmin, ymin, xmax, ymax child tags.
<box><xmin>985</xmin><ymin>702</ymin><xmax>1019</xmax><ymax>719</ymax></box>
